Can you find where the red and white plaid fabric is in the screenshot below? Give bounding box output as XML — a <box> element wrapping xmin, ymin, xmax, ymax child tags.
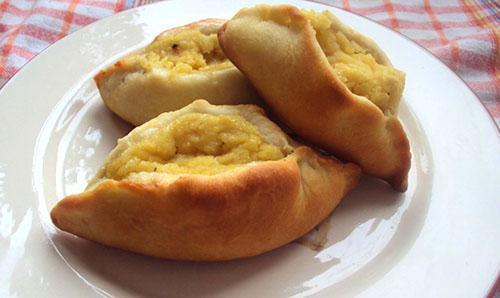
<box><xmin>0</xmin><ymin>0</ymin><xmax>499</xmax><ymax>125</ymax></box>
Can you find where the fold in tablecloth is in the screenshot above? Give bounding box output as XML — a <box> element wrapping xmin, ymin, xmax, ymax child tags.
<box><xmin>0</xmin><ymin>0</ymin><xmax>498</xmax><ymax>125</ymax></box>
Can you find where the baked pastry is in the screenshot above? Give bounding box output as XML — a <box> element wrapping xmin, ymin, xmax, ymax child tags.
<box><xmin>219</xmin><ymin>5</ymin><xmax>411</xmax><ymax>191</ymax></box>
<box><xmin>94</xmin><ymin>19</ymin><xmax>261</xmax><ymax>126</ymax></box>
<box><xmin>51</xmin><ymin>100</ymin><xmax>361</xmax><ymax>261</ymax></box>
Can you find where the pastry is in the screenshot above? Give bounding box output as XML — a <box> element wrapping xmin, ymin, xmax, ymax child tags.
<box><xmin>94</xmin><ymin>19</ymin><xmax>261</xmax><ymax>126</ymax></box>
<box><xmin>50</xmin><ymin>100</ymin><xmax>361</xmax><ymax>261</ymax></box>
<box><xmin>218</xmin><ymin>5</ymin><xmax>411</xmax><ymax>191</ymax></box>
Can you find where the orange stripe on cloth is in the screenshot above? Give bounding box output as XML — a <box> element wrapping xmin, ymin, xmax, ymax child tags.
<box><xmin>14</xmin><ymin>24</ymin><xmax>61</xmax><ymax>44</ymax></box>
<box><xmin>0</xmin><ymin>0</ymin><xmax>10</xmax><ymax>28</ymax></box>
<box><xmin>0</xmin><ymin>66</ymin><xmax>19</xmax><ymax>80</ymax></box>
<box><xmin>0</xmin><ymin>26</ymin><xmax>21</xmax><ymax>77</ymax></box>
<box><xmin>462</xmin><ymin>0</ymin><xmax>499</xmax><ymax>89</ymax></box>
<box><xmin>114</xmin><ymin>0</ymin><xmax>125</xmax><ymax>12</ymax></box>
<box><xmin>382</xmin><ymin>0</ymin><xmax>399</xmax><ymax>30</ymax></box>
<box><xmin>51</xmin><ymin>0</ymin><xmax>116</xmax><ymax>10</ymax></box>
<box><xmin>342</xmin><ymin>0</ymin><xmax>352</xmax><ymax>11</ymax></box>
<box><xmin>3</xmin><ymin>5</ymin><xmax>97</xmax><ymax>27</ymax></box>
<box><xmin>489</xmin><ymin>104</ymin><xmax>500</xmax><ymax>118</ymax></box>
<box><xmin>423</xmin><ymin>0</ymin><xmax>458</xmax><ymax>70</ymax></box>
<box><xmin>492</xmin><ymin>30</ymin><xmax>499</xmax><ymax>87</ymax></box>
<box><xmin>10</xmin><ymin>45</ymin><xmax>35</xmax><ymax>59</ymax></box>
<box><xmin>3</xmin><ymin>1</ymin><xmax>28</xmax><ymax>17</ymax></box>
<box><xmin>390</xmin><ymin>19</ymin><xmax>477</xmax><ymax>30</ymax></box>
<box><xmin>467</xmin><ymin>80</ymin><xmax>499</xmax><ymax>92</ymax></box>
<box><xmin>58</xmin><ymin>0</ymin><xmax>79</xmax><ymax>39</ymax></box>
<box><xmin>351</xmin><ymin>4</ymin><xmax>464</xmax><ymax>15</ymax></box>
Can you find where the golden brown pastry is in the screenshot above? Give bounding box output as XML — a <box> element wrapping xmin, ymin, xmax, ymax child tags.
<box><xmin>94</xmin><ymin>19</ymin><xmax>261</xmax><ymax>126</ymax></box>
<box><xmin>218</xmin><ymin>5</ymin><xmax>411</xmax><ymax>191</ymax></box>
<box><xmin>51</xmin><ymin>100</ymin><xmax>361</xmax><ymax>261</ymax></box>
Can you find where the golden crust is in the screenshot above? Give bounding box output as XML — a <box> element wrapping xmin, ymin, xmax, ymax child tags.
<box><xmin>94</xmin><ymin>19</ymin><xmax>261</xmax><ymax>126</ymax></box>
<box><xmin>218</xmin><ymin>5</ymin><xmax>411</xmax><ymax>191</ymax></box>
<box><xmin>50</xmin><ymin>100</ymin><xmax>361</xmax><ymax>261</ymax></box>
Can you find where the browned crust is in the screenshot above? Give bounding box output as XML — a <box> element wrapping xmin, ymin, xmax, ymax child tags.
<box><xmin>218</xmin><ymin>4</ymin><xmax>411</xmax><ymax>191</ymax></box>
<box><xmin>51</xmin><ymin>147</ymin><xmax>361</xmax><ymax>261</ymax></box>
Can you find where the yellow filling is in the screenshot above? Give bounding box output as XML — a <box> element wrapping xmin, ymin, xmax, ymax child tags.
<box><xmin>303</xmin><ymin>10</ymin><xmax>405</xmax><ymax>111</ymax></box>
<box><xmin>127</xmin><ymin>29</ymin><xmax>232</xmax><ymax>74</ymax></box>
<box><xmin>105</xmin><ymin>113</ymin><xmax>285</xmax><ymax>179</ymax></box>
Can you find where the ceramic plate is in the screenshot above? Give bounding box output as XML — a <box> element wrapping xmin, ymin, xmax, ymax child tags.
<box><xmin>0</xmin><ymin>0</ymin><xmax>498</xmax><ymax>297</ymax></box>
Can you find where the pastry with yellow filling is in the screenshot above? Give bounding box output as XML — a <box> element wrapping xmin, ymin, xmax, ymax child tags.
<box><xmin>94</xmin><ymin>19</ymin><xmax>260</xmax><ymax>126</ymax></box>
<box><xmin>218</xmin><ymin>5</ymin><xmax>411</xmax><ymax>191</ymax></box>
<box><xmin>50</xmin><ymin>100</ymin><xmax>361</xmax><ymax>261</ymax></box>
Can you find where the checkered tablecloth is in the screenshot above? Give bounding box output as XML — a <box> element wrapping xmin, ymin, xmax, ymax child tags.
<box><xmin>0</xmin><ymin>0</ymin><xmax>498</xmax><ymax>125</ymax></box>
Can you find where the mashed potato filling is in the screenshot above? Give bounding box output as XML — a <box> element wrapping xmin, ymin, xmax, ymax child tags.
<box><xmin>303</xmin><ymin>10</ymin><xmax>405</xmax><ymax>112</ymax></box>
<box><xmin>127</xmin><ymin>29</ymin><xmax>232</xmax><ymax>74</ymax></box>
<box><xmin>105</xmin><ymin>113</ymin><xmax>285</xmax><ymax>179</ymax></box>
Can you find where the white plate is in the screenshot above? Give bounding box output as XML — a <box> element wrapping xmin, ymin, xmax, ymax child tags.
<box><xmin>0</xmin><ymin>0</ymin><xmax>498</xmax><ymax>297</ymax></box>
